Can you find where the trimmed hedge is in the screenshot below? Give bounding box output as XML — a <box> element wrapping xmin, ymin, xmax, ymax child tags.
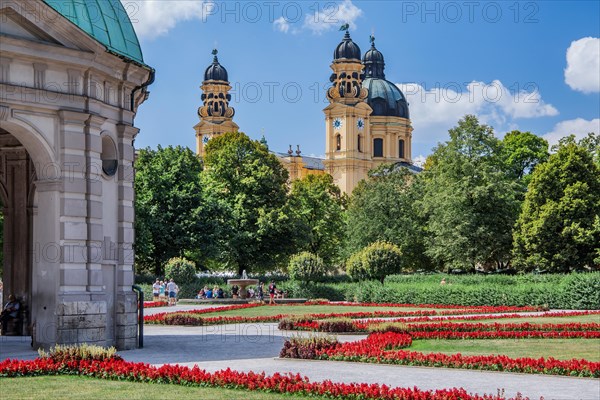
<box><xmin>137</xmin><ymin>273</ymin><xmax>600</xmax><ymax>309</ymax></box>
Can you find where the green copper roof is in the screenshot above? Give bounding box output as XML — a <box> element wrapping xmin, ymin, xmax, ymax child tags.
<box><xmin>43</xmin><ymin>0</ymin><xmax>145</xmax><ymax>65</ymax></box>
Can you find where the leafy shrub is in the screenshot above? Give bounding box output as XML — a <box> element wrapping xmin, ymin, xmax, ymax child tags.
<box><xmin>38</xmin><ymin>344</ymin><xmax>119</xmax><ymax>362</ymax></box>
<box><xmin>562</xmin><ymin>273</ymin><xmax>600</xmax><ymax>309</ymax></box>
<box><xmin>316</xmin><ymin>318</ymin><xmax>356</xmax><ymax>333</ymax></box>
<box><xmin>347</xmin><ymin>242</ymin><xmax>403</xmax><ymax>283</ymax></box>
<box><xmin>278</xmin><ymin>316</ymin><xmax>311</xmax><ymax>330</ymax></box>
<box><xmin>164</xmin><ymin>313</ymin><xmax>204</xmax><ymax>326</ymax></box>
<box><xmin>164</xmin><ymin>257</ymin><xmax>197</xmax><ymax>284</ymax></box>
<box><xmin>346</xmin><ymin>251</ymin><xmax>369</xmax><ymax>281</ymax></box>
<box><xmin>288</xmin><ymin>252</ymin><xmax>327</xmax><ymax>283</ymax></box>
<box><xmin>367</xmin><ymin>322</ymin><xmax>409</xmax><ymax>334</ymax></box>
<box><xmin>279</xmin><ymin>281</ymin><xmax>345</xmax><ymax>301</ymax></box>
<box><xmin>279</xmin><ymin>335</ymin><xmax>337</xmax><ymax>359</ymax></box>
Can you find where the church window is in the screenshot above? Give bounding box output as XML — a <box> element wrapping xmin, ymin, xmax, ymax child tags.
<box><xmin>373</xmin><ymin>138</ymin><xmax>383</xmax><ymax>157</ymax></box>
<box><xmin>358</xmin><ymin>135</ymin><xmax>362</xmax><ymax>152</ymax></box>
<box><xmin>336</xmin><ymin>134</ymin><xmax>341</xmax><ymax>151</ymax></box>
<box><xmin>101</xmin><ymin>135</ymin><xmax>118</xmax><ymax>177</ymax></box>
<box><xmin>399</xmin><ymin>139</ymin><xmax>405</xmax><ymax>159</ymax></box>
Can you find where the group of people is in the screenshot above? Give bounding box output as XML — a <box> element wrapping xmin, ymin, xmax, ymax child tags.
<box><xmin>194</xmin><ymin>281</ymin><xmax>284</xmax><ymax>304</ymax></box>
<box><xmin>152</xmin><ymin>279</ymin><xmax>179</xmax><ymax>306</ymax></box>
<box><xmin>196</xmin><ymin>286</ymin><xmax>225</xmax><ymax>299</ymax></box>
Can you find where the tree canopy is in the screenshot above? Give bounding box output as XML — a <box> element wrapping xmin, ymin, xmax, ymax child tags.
<box><xmin>203</xmin><ymin>131</ymin><xmax>295</xmax><ymax>275</ymax></box>
<box><xmin>421</xmin><ymin>115</ymin><xmax>520</xmax><ymax>271</ymax></box>
<box><xmin>287</xmin><ymin>174</ymin><xmax>346</xmax><ymax>265</ymax></box>
<box><xmin>346</xmin><ymin>164</ymin><xmax>431</xmax><ymax>271</ymax></box>
<box><xmin>134</xmin><ymin>145</ymin><xmax>213</xmax><ymax>275</ymax></box>
<box><xmin>513</xmin><ymin>141</ymin><xmax>600</xmax><ymax>272</ymax></box>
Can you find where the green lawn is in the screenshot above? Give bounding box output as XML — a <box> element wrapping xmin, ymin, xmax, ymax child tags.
<box><xmin>418</xmin><ymin>314</ymin><xmax>600</xmax><ymax>325</ymax></box>
<box><xmin>197</xmin><ymin>304</ymin><xmax>436</xmax><ymax>318</ymax></box>
<box><xmin>409</xmin><ymin>338</ymin><xmax>600</xmax><ymax>361</ymax></box>
<box><xmin>0</xmin><ymin>376</ymin><xmax>320</xmax><ymax>400</ymax></box>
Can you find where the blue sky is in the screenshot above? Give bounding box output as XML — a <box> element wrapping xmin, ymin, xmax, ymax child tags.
<box><xmin>126</xmin><ymin>0</ymin><xmax>600</xmax><ymax>163</ymax></box>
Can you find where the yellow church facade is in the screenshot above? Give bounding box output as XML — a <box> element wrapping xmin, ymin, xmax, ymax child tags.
<box><xmin>195</xmin><ymin>31</ymin><xmax>415</xmax><ymax>194</ymax></box>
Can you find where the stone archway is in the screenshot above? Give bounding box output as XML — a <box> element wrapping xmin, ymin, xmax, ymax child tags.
<box><xmin>0</xmin><ymin>128</ymin><xmax>36</xmax><ymax>335</ymax></box>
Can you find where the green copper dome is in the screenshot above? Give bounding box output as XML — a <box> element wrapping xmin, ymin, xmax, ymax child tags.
<box><xmin>43</xmin><ymin>0</ymin><xmax>145</xmax><ymax>65</ymax></box>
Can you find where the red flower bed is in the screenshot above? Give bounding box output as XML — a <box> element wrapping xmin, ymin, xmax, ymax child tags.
<box><xmin>286</xmin><ymin>311</ymin><xmax>600</xmax><ymax>333</ymax></box>
<box><xmin>280</xmin><ymin>332</ymin><xmax>600</xmax><ymax>378</ymax></box>
<box><xmin>0</xmin><ymin>357</ymin><xmax>527</xmax><ymax>400</ymax></box>
<box><xmin>410</xmin><ymin>330</ymin><xmax>600</xmax><ymax>340</ymax></box>
<box><xmin>146</xmin><ymin>303</ymin><xmax>546</xmax><ymax>326</ymax></box>
<box><xmin>143</xmin><ymin>301</ymin><xmax>168</xmax><ymax>308</ymax></box>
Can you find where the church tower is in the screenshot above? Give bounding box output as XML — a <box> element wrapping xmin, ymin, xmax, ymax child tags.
<box><xmin>361</xmin><ymin>36</ymin><xmax>413</xmax><ymax>165</ymax></box>
<box><xmin>323</xmin><ymin>28</ymin><xmax>373</xmax><ymax>194</ymax></box>
<box><xmin>195</xmin><ymin>49</ymin><xmax>238</xmax><ymax>157</ymax></box>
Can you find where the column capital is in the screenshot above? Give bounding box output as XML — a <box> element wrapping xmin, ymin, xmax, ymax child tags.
<box><xmin>116</xmin><ymin>124</ymin><xmax>139</xmax><ymax>140</ymax></box>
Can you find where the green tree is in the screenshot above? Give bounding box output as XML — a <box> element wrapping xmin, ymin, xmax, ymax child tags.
<box><xmin>552</xmin><ymin>133</ymin><xmax>600</xmax><ymax>167</ymax></box>
<box><xmin>288</xmin><ymin>252</ymin><xmax>327</xmax><ymax>283</ymax></box>
<box><xmin>203</xmin><ymin>131</ymin><xmax>294</xmax><ymax>275</ymax></box>
<box><xmin>164</xmin><ymin>257</ymin><xmax>197</xmax><ymax>284</ymax></box>
<box><xmin>345</xmin><ymin>164</ymin><xmax>432</xmax><ymax>271</ymax></box>
<box><xmin>500</xmin><ymin>130</ymin><xmax>549</xmax><ymax>186</ymax></box>
<box><xmin>287</xmin><ymin>174</ymin><xmax>346</xmax><ymax>265</ymax></box>
<box><xmin>421</xmin><ymin>115</ymin><xmax>520</xmax><ymax>271</ymax></box>
<box><xmin>134</xmin><ymin>145</ymin><xmax>214</xmax><ymax>275</ymax></box>
<box><xmin>346</xmin><ymin>241</ymin><xmax>403</xmax><ymax>283</ymax></box>
<box><xmin>513</xmin><ymin>142</ymin><xmax>600</xmax><ymax>272</ymax></box>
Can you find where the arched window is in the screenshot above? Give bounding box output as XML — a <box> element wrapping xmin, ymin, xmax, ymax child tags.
<box><xmin>101</xmin><ymin>135</ymin><xmax>118</xmax><ymax>176</ymax></box>
<box><xmin>399</xmin><ymin>139</ymin><xmax>405</xmax><ymax>159</ymax></box>
<box><xmin>373</xmin><ymin>138</ymin><xmax>383</xmax><ymax>157</ymax></box>
<box><xmin>358</xmin><ymin>135</ymin><xmax>362</xmax><ymax>152</ymax></box>
<box><xmin>336</xmin><ymin>134</ymin><xmax>341</xmax><ymax>151</ymax></box>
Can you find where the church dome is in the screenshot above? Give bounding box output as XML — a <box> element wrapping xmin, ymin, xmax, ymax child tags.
<box><xmin>204</xmin><ymin>50</ymin><xmax>229</xmax><ymax>82</ymax></box>
<box><xmin>362</xmin><ymin>78</ymin><xmax>409</xmax><ymax>118</ymax></box>
<box><xmin>43</xmin><ymin>0</ymin><xmax>144</xmax><ymax>64</ymax></box>
<box><xmin>362</xmin><ymin>37</ymin><xmax>385</xmax><ymax>79</ymax></box>
<box><xmin>334</xmin><ymin>31</ymin><xmax>361</xmax><ymax>61</ymax></box>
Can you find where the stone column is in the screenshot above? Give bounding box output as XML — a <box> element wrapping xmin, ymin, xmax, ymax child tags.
<box><xmin>55</xmin><ymin>110</ymin><xmax>107</xmax><ymax>346</ymax></box>
<box><xmin>115</xmin><ymin>123</ymin><xmax>139</xmax><ymax>349</ymax></box>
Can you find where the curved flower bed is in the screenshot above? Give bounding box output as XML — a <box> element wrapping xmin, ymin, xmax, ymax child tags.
<box><xmin>409</xmin><ymin>330</ymin><xmax>600</xmax><ymax>340</ymax></box>
<box><xmin>280</xmin><ymin>333</ymin><xmax>600</xmax><ymax>378</ymax></box>
<box><xmin>284</xmin><ymin>311</ymin><xmax>600</xmax><ymax>333</ymax></box>
<box><xmin>145</xmin><ymin>304</ymin><xmax>545</xmax><ymax>326</ymax></box>
<box><xmin>0</xmin><ymin>357</ymin><xmax>527</xmax><ymax>400</ymax></box>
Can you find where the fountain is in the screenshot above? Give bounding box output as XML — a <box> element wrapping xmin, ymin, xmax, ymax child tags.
<box><xmin>227</xmin><ymin>270</ymin><xmax>259</xmax><ymax>299</ymax></box>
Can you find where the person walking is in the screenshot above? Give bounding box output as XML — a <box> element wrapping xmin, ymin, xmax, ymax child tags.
<box><xmin>268</xmin><ymin>281</ymin><xmax>277</xmax><ymax>305</ymax></box>
<box><xmin>258</xmin><ymin>282</ymin><xmax>264</xmax><ymax>301</ymax></box>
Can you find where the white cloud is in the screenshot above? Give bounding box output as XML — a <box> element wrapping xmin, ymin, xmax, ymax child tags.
<box><xmin>543</xmin><ymin>118</ymin><xmax>600</xmax><ymax>146</ymax></box>
<box><xmin>565</xmin><ymin>37</ymin><xmax>600</xmax><ymax>93</ymax></box>
<box><xmin>303</xmin><ymin>0</ymin><xmax>362</xmax><ymax>35</ymax></box>
<box><xmin>396</xmin><ymin>80</ymin><xmax>558</xmax><ymax>145</ymax></box>
<box><xmin>413</xmin><ymin>154</ymin><xmax>427</xmax><ymax>168</ymax></box>
<box><xmin>275</xmin><ymin>0</ymin><xmax>362</xmax><ymax>35</ymax></box>
<box><xmin>121</xmin><ymin>0</ymin><xmax>209</xmax><ymax>40</ymax></box>
<box><xmin>274</xmin><ymin>17</ymin><xmax>290</xmax><ymax>33</ymax></box>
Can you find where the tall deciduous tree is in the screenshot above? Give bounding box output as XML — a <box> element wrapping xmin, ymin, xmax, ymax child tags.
<box><xmin>421</xmin><ymin>115</ymin><xmax>520</xmax><ymax>271</ymax></box>
<box><xmin>500</xmin><ymin>130</ymin><xmax>549</xmax><ymax>186</ymax></box>
<box><xmin>345</xmin><ymin>164</ymin><xmax>432</xmax><ymax>271</ymax></box>
<box><xmin>134</xmin><ymin>145</ymin><xmax>213</xmax><ymax>275</ymax></box>
<box><xmin>203</xmin><ymin>131</ymin><xmax>294</xmax><ymax>275</ymax></box>
<box><xmin>513</xmin><ymin>142</ymin><xmax>600</xmax><ymax>272</ymax></box>
<box><xmin>287</xmin><ymin>174</ymin><xmax>346</xmax><ymax>265</ymax></box>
